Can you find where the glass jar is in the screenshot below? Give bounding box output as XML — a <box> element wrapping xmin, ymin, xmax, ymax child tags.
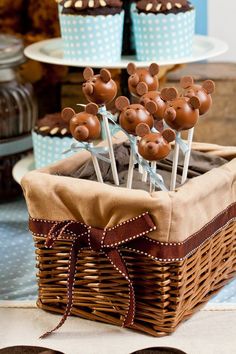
<box><xmin>0</xmin><ymin>34</ymin><xmax>38</xmax><ymax>201</ymax></box>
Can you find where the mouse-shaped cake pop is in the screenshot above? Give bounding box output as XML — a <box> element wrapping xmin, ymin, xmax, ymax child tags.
<box><xmin>136</xmin><ymin>123</ymin><xmax>176</xmax><ymax>161</ymax></box>
<box><xmin>162</xmin><ymin>88</ymin><xmax>201</xmax><ymax>131</ymax></box>
<box><xmin>82</xmin><ymin>67</ymin><xmax>117</xmax><ymax>106</ymax></box>
<box><xmin>115</xmin><ymin>96</ymin><xmax>154</xmax><ymax>135</ymax></box>
<box><xmin>179</xmin><ymin>77</ymin><xmax>215</xmax><ymax>185</ymax></box>
<box><xmin>127</xmin><ymin>62</ymin><xmax>160</xmax><ymax>97</ymax></box>
<box><xmin>82</xmin><ymin>67</ymin><xmax>119</xmax><ymax>185</ymax></box>
<box><xmin>161</xmin><ymin>88</ymin><xmax>201</xmax><ymax>190</ymax></box>
<box><xmin>139</xmin><ymin>87</ymin><xmax>178</xmax><ymax>132</ymax></box>
<box><xmin>62</xmin><ymin>103</ymin><xmax>104</xmax><ymax>183</ymax></box>
<box><xmin>180</xmin><ymin>76</ymin><xmax>215</xmax><ymax>115</ymax></box>
<box><xmin>136</xmin><ymin>123</ymin><xmax>176</xmax><ymax>192</ymax></box>
<box><xmin>62</xmin><ymin>103</ymin><xmax>101</xmax><ymax>142</ymax></box>
<box><xmin>115</xmin><ymin>96</ymin><xmax>154</xmax><ymax>189</ymax></box>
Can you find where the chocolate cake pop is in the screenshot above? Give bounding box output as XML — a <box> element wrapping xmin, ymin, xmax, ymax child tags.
<box><xmin>115</xmin><ymin>96</ymin><xmax>154</xmax><ymax>135</ymax></box>
<box><xmin>62</xmin><ymin>103</ymin><xmax>101</xmax><ymax>142</ymax></box>
<box><xmin>162</xmin><ymin>88</ymin><xmax>201</xmax><ymax>131</ymax></box>
<box><xmin>127</xmin><ymin>62</ymin><xmax>159</xmax><ymax>97</ymax></box>
<box><xmin>82</xmin><ymin>67</ymin><xmax>117</xmax><ymax>105</ymax></box>
<box><xmin>82</xmin><ymin>67</ymin><xmax>119</xmax><ymax>185</ymax></box>
<box><xmin>140</xmin><ymin>87</ymin><xmax>178</xmax><ymax>128</ymax></box>
<box><xmin>180</xmin><ymin>76</ymin><xmax>215</xmax><ymax>115</ymax></box>
<box><xmin>136</xmin><ymin>123</ymin><xmax>176</xmax><ymax>161</ymax></box>
<box><xmin>179</xmin><ymin>77</ymin><xmax>215</xmax><ymax>186</ymax></box>
<box><xmin>62</xmin><ymin>103</ymin><xmax>104</xmax><ymax>183</ymax></box>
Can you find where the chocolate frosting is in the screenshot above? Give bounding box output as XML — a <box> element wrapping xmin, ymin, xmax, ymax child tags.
<box><xmin>57</xmin><ymin>0</ymin><xmax>123</xmax><ymax>15</ymax></box>
<box><xmin>136</xmin><ymin>0</ymin><xmax>193</xmax><ymax>14</ymax></box>
<box><xmin>35</xmin><ymin>113</ymin><xmax>71</xmax><ymax>137</ymax></box>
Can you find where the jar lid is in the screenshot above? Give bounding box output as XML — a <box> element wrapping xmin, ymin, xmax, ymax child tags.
<box><xmin>0</xmin><ymin>34</ymin><xmax>25</xmax><ymax>68</ymax></box>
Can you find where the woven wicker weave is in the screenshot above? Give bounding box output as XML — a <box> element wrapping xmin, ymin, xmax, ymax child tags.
<box><xmin>34</xmin><ymin>220</ymin><xmax>236</xmax><ymax>337</ymax></box>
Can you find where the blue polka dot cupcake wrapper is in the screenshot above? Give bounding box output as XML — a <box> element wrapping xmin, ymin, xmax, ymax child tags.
<box><xmin>131</xmin><ymin>9</ymin><xmax>195</xmax><ymax>61</ymax></box>
<box><xmin>32</xmin><ymin>132</ymin><xmax>73</xmax><ymax>169</ymax></box>
<box><xmin>59</xmin><ymin>11</ymin><xmax>124</xmax><ymax>63</ymax></box>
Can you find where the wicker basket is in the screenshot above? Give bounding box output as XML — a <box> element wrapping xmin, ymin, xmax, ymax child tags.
<box><xmin>33</xmin><ymin>220</ymin><xmax>236</xmax><ymax>337</ymax></box>
<box><xmin>22</xmin><ymin>141</ymin><xmax>236</xmax><ymax>337</ymax></box>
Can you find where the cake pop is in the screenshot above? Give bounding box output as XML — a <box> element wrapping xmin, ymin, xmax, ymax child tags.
<box><xmin>115</xmin><ymin>96</ymin><xmax>154</xmax><ymax>135</ymax></box>
<box><xmin>180</xmin><ymin>76</ymin><xmax>215</xmax><ymax>184</ymax></box>
<box><xmin>82</xmin><ymin>67</ymin><xmax>119</xmax><ymax>185</ymax></box>
<box><xmin>136</xmin><ymin>123</ymin><xmax>176</xmax><ymax>192</ymax></box>
<box><xmin>82</xmin><ymin>67</ymin><xmax>117</xmax><ymax>105</ymax></box>
<box><xmin>180</xmin><ymin>76</ymin><xmax>215</xmax><ymax>115</ymax></box>
<box><xmin>62</xmin><ymin>103</ymin><xmax>103</xmax><ymax>183</ymax></box>
<box><xmin>140</xmin><ymin>87</ymin><xmax>178</xmax><ymax>133</ymax></box>
<box><xmin>136</xmin><ymin>123</ymin><xmax>176</xmax><ymax>161</ymax></box>
<box><xmin>162</xmin><ymin>87</ymin><xmax>201</xmax><ymax>190</ymax></box>
<box><xmin>115</xmin><ymin>96</ymin><xmax>154</xmax><ymax>189</ymax></box>
<box><xmin>127</xmin><ymin>62</ymin><xmax>159</xmax><ymax>97</ymax></box>
<box><xmin>163</xmin><ymin>88</ymin><xmax>201</xmax><ymax>131</ymax></box>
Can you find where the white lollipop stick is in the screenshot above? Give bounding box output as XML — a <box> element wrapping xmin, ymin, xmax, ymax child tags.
<box><xmin>142</xmin><ymin>169</ymin><xmax>148</xmax><ymax>183</ymax></box>
<box><xmin>139</xmin><ymin>164</ymin><xmax>143</xmax><ymax>174</ymax></box>
<box><xmin>102</xmin><ymin>113</ymin><xmax>119</xmax><ymax>186</ymax></box>
<box><xmin>181</xmin><ymin>127</ymin><xmax>194</xmax><ymax>185</ymax></box>
<box><xmin>170</xmin><ymin>132</ymin><xmax>180</xmax><ymax>191</ymax></box>
<box><xmin>90</xmin><ymin>153</ymin><xmax>103</xmax><ymax>183</ymax></box>
<box><xmin>149</xmin><ymin>161</ymin><xmax>156</xmax><ymax>193</ymax></box>
<box><xmin>127</xmin><ymin>144</ymin><xmax>135</xmax><ymax>189</ymax></box>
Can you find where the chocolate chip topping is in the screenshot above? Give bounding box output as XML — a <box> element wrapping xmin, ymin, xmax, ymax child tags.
<box><xmin>35</xmin><ymin>113</ymin><xmax>71</xmax><ymax>137</ymax></box>
<box><xmin>57</xmin><ymin>0</ymin><xmax>122</xmax><ymax>15</ymax></box>
<box><xmin>136</xmin><ymin>0</ymin><xmax>193</xmax><ymax>14</ymax></box>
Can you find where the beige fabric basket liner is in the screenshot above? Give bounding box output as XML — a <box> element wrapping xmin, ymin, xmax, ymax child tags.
<box><xmin>21</xmin><ymin>135</ymin><xmax>236</xmax><ymax>244</ymax></box>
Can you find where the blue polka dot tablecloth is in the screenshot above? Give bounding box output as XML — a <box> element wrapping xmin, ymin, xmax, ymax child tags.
<box><xmin>0</xmin><ymin>198</ymin><xmax>236</xmax><ymax>305</ymax></box>
<box><xmin>0</xmin><ymin>198</ymin><xmax>37</xmax><ymax>301</ymax></box>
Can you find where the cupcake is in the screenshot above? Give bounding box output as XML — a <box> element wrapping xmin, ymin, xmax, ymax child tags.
<box><xmin>32</xmin><ymin>113</ymin><xmax>73</xmax><ymax>168</ymax></box>
<box><xmin>132</xmin><ymin>0</ymin><xmax>195</xmax><ymax>61</ymax></box>
<box><xmin>56</xmin><ymin>0</ymin><xmax>124</xmax><ymax>62</ymax></box>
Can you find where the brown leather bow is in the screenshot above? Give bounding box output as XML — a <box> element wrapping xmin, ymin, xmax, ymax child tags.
<box><xmin>29</xmin><ymin>213</ymin><xmax>156</xmax><ymax>338</ymax></box>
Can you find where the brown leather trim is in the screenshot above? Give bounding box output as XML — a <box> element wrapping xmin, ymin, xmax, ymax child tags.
<box><xmin>29</xmin><ymin>202</ymin><xmax>236</xmax><ymax>262</ymax></box>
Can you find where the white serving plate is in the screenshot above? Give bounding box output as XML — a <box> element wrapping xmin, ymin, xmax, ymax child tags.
<box><xmin>24</xmin><ymin>35</ymin><xmax>228</xmax><ymax>68</ymax></box>
<box><xmin>12</xmin><ymin>153</ymin><xmax>35</xmax><ymax>185</ymax></box>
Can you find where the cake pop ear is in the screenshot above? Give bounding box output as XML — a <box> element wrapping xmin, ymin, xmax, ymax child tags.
<box><xmin>137</xmin><ymin>82</ymin><xmax>148</xmax><ymax>96</ymax></box>
<box><xmin>180</xmin><ymin>76</ymin><xmax>194</xmax><ymax>89</ymax></box>
<box><xmin>162</xmin><ymin>128</ymin><xmax>176</xmax><ymax>143</ymax></box>
<box><xmin>61</xmin><ymin>107</ymin><xmax>76</xmax><ymax>122</ymax></box>
<box><xmin>189</xmin><ymin>96</ymin><xmax>201</xmax><ymax>109</ymax></box>
<box><xmin>149</xmin><ymin>63</ymin><xmax>159</xmax><ymax>76</ymax></box>
<box><xmin>161</xmin><ymin>87</ymin><xmax>178</xmax><ymax>101</ymax></box>
<box><xmin>129</xmin><ymin>73</ymin><xmax>139</xmax><ymax>87</ymax></box>
<box><xmin>83</xmin><ymin>67</ymin><xmax>94</xmax><ymax>81</ymax></box>
<box><xmin>85</xmin><ymin>102</ymin><xmax>99</xmax><ymax>115</ymax></box>
<box><xmin>135</xmin><ymin>123</ymin><xmax>151</xmax><ymax>137</ymax></box>
<box><xmin>202</xmin><ymin>80</ymin><xmax>215</xmax><ymax>94</ymax></box>
<box><xmin>127</xmin><ymin>62</ymin><xmax>137</xmax><ymax>75</ymax></box>
<box><xmin>145</xmin><ymin>100</ymin><xmax>157</xmax><ymax>114</ymax></box>
<box><xmin>100</xmin><ymin>68</ymin><xmax>111</xmax><ymax>83</ymax></box>
<box><xmin>115</xmin><ymin>96</ymin><xmax>130</xmax><ymax>111</ymax></box>
<box><xmin>164</xmin><ymin>107</ymin><xmax>176</xmax><ymax>122</ymax></box>
<box><xmin>154</xmin><ymin>120</ymin><xmax>164</xmax><ymax>132</ymax></box>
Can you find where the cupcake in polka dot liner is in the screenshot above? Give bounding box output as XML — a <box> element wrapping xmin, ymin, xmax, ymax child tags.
<box><xmin>32</xmin><ymin>113</ymin><xmax>74</xmax><ymax>169</ymax></box>
<box><xmin>131</xmin><ymin>0</ymin><xmax>195</xmax><ymax>61</ymax></box>
<box><xmin>56</xmin><ymin>0</ymin><xmax>124</xmax><ymax>62</ymax></box>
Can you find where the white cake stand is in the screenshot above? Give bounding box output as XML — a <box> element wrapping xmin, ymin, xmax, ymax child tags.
<box><xmin>24</xmin><ymin>35</ymin><xmax>228</xmax><ymax>68</ymax></box>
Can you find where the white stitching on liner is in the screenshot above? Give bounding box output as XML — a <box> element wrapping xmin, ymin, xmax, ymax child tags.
<box><xmin>33</xmin><ymin>216</ymin><xmax>236</xmax><ymax>261</ymax></box>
